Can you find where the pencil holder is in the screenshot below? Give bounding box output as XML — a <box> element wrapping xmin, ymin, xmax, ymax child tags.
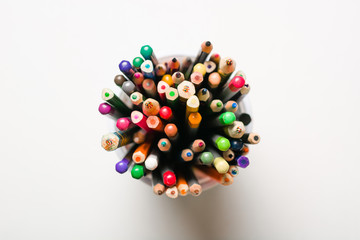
<box><xmin>100</xmin><ymin>42</ymin><xmax>260</xmax><ymax>198</ymax></box>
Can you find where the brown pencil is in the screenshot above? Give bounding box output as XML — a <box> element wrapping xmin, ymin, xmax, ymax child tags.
<box><xmin>152</xmin><ymin>168</ymin><xmax>165</xmax><ymax>195</ymax></box>
<box><xmin>183</xmin><ymin>165</ymin><xmax>202</xmax><ymax>196</ymax></box>
<box><xmin>133</xmin><ymin>128</ymin><xmax>147</xmax><ymax>144</ymax></box>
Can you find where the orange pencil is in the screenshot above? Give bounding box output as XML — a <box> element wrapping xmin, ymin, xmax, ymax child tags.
<box><xmin>164</xmin><ymin>123</ymin><xmax>179</xmax><ymax>142</ymax></box>
<box><xmin>194</xmin><ymin>165</ymin><xmax>233</xmax><ymax>186</ymax></box>
<box><xmin>146</xmin><ymin>116</ymin><xmax>164</xmax><ymax>132</ymax></box>
<box><xmin>132</xmin><ymin>137</ymin><xmax>153</xmax><ymax>164</ymax></box>
<box><xmin>176</xmin><ymin>171</ymin><xmax>189</xmax><ymax>196</ymax></box>
<box><xmin>208</xmin><ymin>72</ymin><xmax>221</xmax><ymax>90</ymax></box>
<box><xmin>161</xmin><ymin>74</ymin><xmax>174</xmax><ymax>87</ymax></box>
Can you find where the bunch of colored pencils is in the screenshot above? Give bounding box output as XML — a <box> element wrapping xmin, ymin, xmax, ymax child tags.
<box><xmin>99</xmin><ymin>41</ymin><xmax>260</xmax><ymax>199</ymax></box>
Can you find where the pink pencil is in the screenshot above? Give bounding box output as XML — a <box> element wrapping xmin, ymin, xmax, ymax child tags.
<box><xmin>131</xmin><ymin>110</ymin><xmax>152</xmax><ymax>132</ymax></box>
<box><xmin>116</xmin><ymin>117</ymin><xmax>135</xmax><ymax>131</ymax></box>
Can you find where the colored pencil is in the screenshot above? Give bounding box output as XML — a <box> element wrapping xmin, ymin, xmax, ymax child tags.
<box><xmin>119</xmin><ymin>60</ymin><xmax>136</xmax><ymax>79</ymax></box>
<box><xmin>141</xmin><ymin>60</ymin><xmax>156</xmax><ymax>80</ymax></box>
<box><xmin>190</xmin><ymin>72</ymin><xmax>204</xmax><ymax>89</ymax></box>
<box><xmin>155</xmin><ymin>63</ymin><xmax>167</xmax><ymax>80</ymax></box>
<box><xmin>164</xmin><ymin>123</ymin><xmax>178</xmax><ymax>141</ymax></box>
<box><xmin>145</xmin><ymin>149</ymin><xmax>160</xmax><ymax>171</ymax></box>
<box><xmin>132</xmin><ymin>72</ymin><xmax>145</xmax><ymax>87</ymax></box>
<box><xmin>115</xmin><ymin>145</ymin><xmax>136</xmax><ymax>174</ymax></box>
<box><xmin>116</xmin><ymin>117</ymin><xmax>135</xmax><ymax>131</ymax></box>
<box><xmin>177</xmin><ymin>80</ymin><xmax>196</xmax><ymax>103</ymax></box>
<box><xmin>133</xmin><ymin>128</ymin><xmax>147</xmax><ymax>144</ymax></box>
<box><xmin>98</xmin><ymin>102</ymin><xmax>123</xmax><ymax>119</ymax></box>
<box><xmin>142</xmin><ymin>98</ymin><xmax>160</xmax><ymax>117</ymax></box>
<box><xmin>195</xmin><ymin>41</ymin><xmax>213</xmax><ymax>64</ymax></box>
<box><xmin>218</xmin><ymin>57</ymin><xmax>236</xmax><ymax>86</ymax></box>
<box><xmin>140</xmin><ymin>45</ymin><xmax>158</xmax><ymax>66</ymax></box>
<box><xmin>158</xmin><ymin>138</ymin><xmax>172</xmax><ymax>152</ymax></box>
<box><xmin>121</xmin><ymin>80</ymin><xmax>136</xmax><ymax>96</ymax></box>
<box><xmin>181</xmin><ymin>149</ymin><xmax>194</xmax><ymax>162</ymax></box>
<box><xmin>180</xmin><ymin>57</ymin><xmax>192</xmax><ymax>74</ymax></box>
<box><xmin>190</xmin><ymin>139</ymin><xmax>206</xmax><ymax>153</ymax></box>
<box><xmin>223</xmin><ymin>121</ymin><xmax>246</xmax><ymax>139</ymax></box>
<box><xmin>146</xmin><ymin>116</ymin><xmax>164</xmax><ymax>132</ymax></box>
<box><xmin>195</xmin><ymin>151</ymin><xmax>214</xmax><ymax>165</ymax></box>
<box><xmin>165</xmin><ymin>186</ymin><xmax>179</xmax><ymax>199</ymax></box>
<box><xmin>132</xmin><ymin>57</ymin><xmax>144</xmax><ymax>72</ymax></box>
<box><xmin>157</xmin><ymin>81</ymin><xmax>170</xmax><ymax>102</ymax></box>
<box><xmin>228</xmin><ymin>165</ymin><xmax>239</xmax><ymax>177</ymax></box>
<box><xmin>168</xmin><ymin>58</ymin><xmax>180</xmax><ymax>75</ymax></box>
<box><xmin>130</xmin><ymin>92</ymin><xmax>144</xmax><ymax>107</ymax></box>
<box><xmin>240</xmin><ymin>133</ymin><xmax>261</xmax><ymax>144</ymax></box>
<box><xmin>210</xmin><ymin>134</ymin><xmax>231</xmax><ymax>151</ymax></box>
<box><xmin>131</xmin><ymin>164</ymin><xmax>146</xmax><ymax>179</ymax></box>
<box><xmin>222</xmin><ymin>149</ymin><xmax>235</xmax><ymax>162</ymax></box>
<box><xmin>183</xmin><ymin>165</ymin><xmax>202</xmax><ymax>196</ymax></box>
<box><xmin>159</xmin><ymin>106</ymin><xmax>173</xmax><ymax>121</ymax></box>
<box><xmin>237</xmin><ymin>156</ymin><xmax>250</xmax><ymax>168</ymax></box>
<box><xmin>101</xmin><ymin>88</ymin><xmax>133</xmax><ymax>114</ymax></box>
<box><xmin>131</xmin><ymin>110</ymin><xmax>152</xmax><ymax>132</ymax></box>
<box><xmin>172</xmin><ymin>71</ymin><xmax>185</xmax><ymax>87</ymax></box>
<box><xmin>152</xmin><ymin>168</ymin><xmax>165</xmax><ymax>195</ymax></box>
<box><xmin>176</xmin><ymin>170</ymin><xmax>189</xmax><ymax>196</ymax></box>
<box><xmin>161</xmin><ymin>74</ymin><xmax>174</xmax><ymax>87</ymax></box>
<box><xmin>101</xmin><ymin>128</ymin><xmax>137</xmax><ymax>151</ymax></box>
<box><xmin>209</xmin><ymin>53</ymin><xmax>221</xmax><ymax>67</ymax></box>
<box><xmin>132</xmin><ymin>137</ymin><xmax>153</xmax><ymax>164</ymax></box>
<box><xmin>114</xmin><ymin>74</ymin><xmax>127</xmax><ymax>87</ymax></box>
<box><xmin>142</xmin><ymin>79</ymin><xmax>157</xmax><ymax>98</ymax></box>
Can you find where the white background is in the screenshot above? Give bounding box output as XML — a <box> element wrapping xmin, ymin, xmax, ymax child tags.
<box><xmin>1</xmin><ymin>0</ymin><xmax>360</xmax><ymax>239</ymax></box>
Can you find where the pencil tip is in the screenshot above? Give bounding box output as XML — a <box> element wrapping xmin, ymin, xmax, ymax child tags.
<box><xmin>205</xmin><ymin>41</ymin><xmax>211</xmax><ymax>46</ymax></box>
